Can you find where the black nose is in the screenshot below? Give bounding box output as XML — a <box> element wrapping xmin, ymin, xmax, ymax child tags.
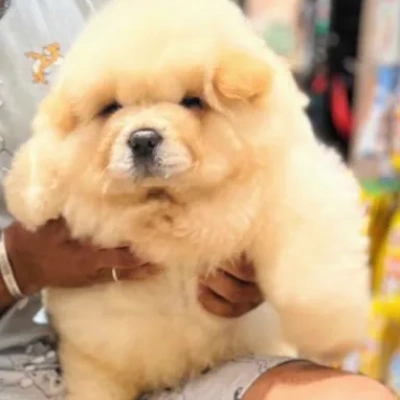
<box><xmin>128</xmin><ymin>129</ymin><xmax>163</xmax><ymax>158</ymax></box>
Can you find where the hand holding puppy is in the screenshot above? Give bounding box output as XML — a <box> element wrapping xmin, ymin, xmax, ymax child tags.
<box><xmin>199</xmin><ymin>256</ymin><xmax>263</xmax><ymax>318</ymax></box>
<box><xmin>3</xmin><ymin>218</ymin><xmax>157</xmax><ymax>297</ymax></box>
<box><xmin>2</xmin><ymin>219</ymin><xmax>262</xmax><ymax>317</ymax></box>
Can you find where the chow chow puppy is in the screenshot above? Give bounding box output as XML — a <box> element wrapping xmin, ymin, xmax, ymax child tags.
<box><xmin>4</xmin><ymin>0</ymin><xmax>370</xmax><ymax>399</ymax></box>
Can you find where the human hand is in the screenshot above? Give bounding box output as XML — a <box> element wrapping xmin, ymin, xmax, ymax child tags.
<box><xmin>3</xmin><ymin>218</ymin><xmax>158</xmax><ymax>296</ymax></box>
<box><xmin>198</xmin><ymin>255</ymin><xmax>263</xmax><ymax>318</ymax></box>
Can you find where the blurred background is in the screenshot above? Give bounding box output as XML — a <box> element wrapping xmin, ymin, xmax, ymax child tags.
<box><xmin>0</xmin><ymin>0</ymin><xmax>400</xmax><ymax>393</ymax></box>
<box><xmin>238</xmin><ymin>0</ymin><xmax>400</xmax><ymax>390</ymax></box>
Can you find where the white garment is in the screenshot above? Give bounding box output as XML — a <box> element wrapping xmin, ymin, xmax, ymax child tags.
<box><xmin>0</xmin><ymin>0</ymin><xmax>108</xmax><ymax>227</ymax></box>
<box><xmin>0</xmin><ymin>297</ymin><xmax>292</xmax><ymax>400</ymax></box>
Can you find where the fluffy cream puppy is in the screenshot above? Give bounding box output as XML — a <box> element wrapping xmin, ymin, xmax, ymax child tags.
<box><xmin>4</xmin><ymin>0</ymin><xmax>370</xmax><ymax>399</ymax></box>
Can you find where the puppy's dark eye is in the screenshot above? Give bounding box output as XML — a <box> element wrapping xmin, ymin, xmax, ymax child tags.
<box><xmin>180</xmin><ymin>96</ymin><xmax>204</xmax><ymax>109</ymax></box>
<box><xmin>99</xmin><ymin>101</ymin><xmax>122</xmax><ymax>117</ymax></box>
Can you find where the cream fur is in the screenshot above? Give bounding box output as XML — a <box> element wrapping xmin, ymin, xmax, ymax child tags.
<box><xmin>4</xmin><ymin>0</ymin><xmax>370</xmax><ymax>399</ymax></box>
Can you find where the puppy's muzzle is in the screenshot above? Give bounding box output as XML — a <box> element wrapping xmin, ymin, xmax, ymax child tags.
<box><xmin>128</xmin><ymin>129</ymin><xmax>163</xmax><ymax>160</ymax></box>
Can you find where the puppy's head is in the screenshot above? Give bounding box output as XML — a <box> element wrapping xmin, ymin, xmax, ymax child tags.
<box><xmin>8</xmin><ymin>0</ymin><xmax>306</xmax><ymax>225</ymax></box>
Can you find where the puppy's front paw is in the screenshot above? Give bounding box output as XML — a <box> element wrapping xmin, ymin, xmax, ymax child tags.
<box><xmin>4</xmin><ymin>141</ymin><xmax>65</xmax><ymax>230</ymax></box>
<box><xmin>278</xmin><ymin>303</ymin><xmax>368</xmax><ymax>362</ymax></box>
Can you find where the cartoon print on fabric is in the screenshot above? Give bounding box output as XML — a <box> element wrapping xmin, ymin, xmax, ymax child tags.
<box><xmin>0</xmin><ymin>339</ymin><xmax>65</xmax><ymax>399</ymax></box>
<box><xmin>25</xmin><ymin>43</ymin><xmax>64</xmax><ymax>85</ymax></box>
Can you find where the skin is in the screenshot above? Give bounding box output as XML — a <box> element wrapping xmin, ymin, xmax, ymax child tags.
<box><xmin>243</xmin><ymin>361</ymin><xmax>396</xmax><ymax>400</ymax></box>
<box><xmin>0</xmin><ymin>218</ymin><xmax>263</xmax><ymax>315</ymax></box>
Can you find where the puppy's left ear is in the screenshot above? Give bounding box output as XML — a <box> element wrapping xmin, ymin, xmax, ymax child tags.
<box><xmin>36</xmin><ymin>86</ymin><xmax>78</xmax><ymax>137</ymax></box>
<box><xmin>4</xmin><ymin>83</ymin><xmax>74</xmax><ymax>231</ymax></box>
<box><xmin>213</xmin><ymin>49</ymin><xmax>274</xmax><ymax>104</ymax></box>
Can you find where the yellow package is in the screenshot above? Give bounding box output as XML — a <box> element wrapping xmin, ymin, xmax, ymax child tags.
<box><xmin>361</xmin><ymin>203</ymin><xmax>400</xmax><ymax>381</ymax></box>
<box><xmin>386</xmin><ymin>325</ymin><xmax>400</xmax><ymax>395</ymax></box>
<box><xmin>358</xmin><ymin>312</ymin><xmax>390</xmax><ymax>380</ymax></box>
<box><xmin>375</xmin><ymin>203</ymin><xmax>400</xmax><ymax>296</ymax></box>
<box><xmin>364</xmin><ymin>193</ymin><xmax>389</xmax><ymax>254</ymax></box>
<box><xmin>365</xmin><ymin>296</ymin><xmax>400</xmax><ymax>381</ymax></box>
<box><xmin>344</xmin><ymin>196</ymin><xmax>399</xmax><ymax>378</ymax></box>
<box><xmin>392</xmin><ymin>155</ymin><xmax>400</xmax><ymax>173</ymax></box>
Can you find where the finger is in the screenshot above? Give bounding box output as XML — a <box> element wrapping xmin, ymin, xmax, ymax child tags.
<box><xmin>201</xmin><ymin>269</ymin><xmax>263</xmax><ymax>304</ymax></box>
<box><xmin>114</xmin><ymin>248</ymin><xmax>150</xmax><ymax>269</ymax></box>
<box><xmin>197</xmin><ymin>283</ymin><xmax>255</xmax><ymax>318</ymax></box>
<box><xmin>90</xmin><ymin>268</ymin><xmax>114</xmax><ymax>284</ymax></box>
<box><xmin>94</xmin><ymin>249</ymin><xmax>139</xmax><ymax>269</ymax></box>
<box><xmin>94</xmin><ymin>265</ymin><xmax>160</xmax><ymax>284</ymax></box>
<box><xmin>95</xmin><ymin>248</ymin><xmax>148</xmax><ymax>270</ymax></box>
<box><xmin>220</xmin><ymin>255</ymin><xmax>256</xmax><ymax>283</ymax></box>
<box><xmin>42</xmin><ymin>217</ymin><xmax>72</xmax><ymax>241</ymax></box>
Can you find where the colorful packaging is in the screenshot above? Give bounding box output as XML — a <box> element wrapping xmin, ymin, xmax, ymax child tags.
<box><xmin>391</xmin><ymin>82</ymin><xmax>400</xmax><ymax>174</ymax></box>
<box><xmin>360</xmin><ymin>203</ymin><xmax>400</xmax><ymax>385</ymax></box>
<box><xmin>342</xmin><ymin>194</ymin><xmax>400</xmax><ymax>383</ymax></box>
<box><xmin>376</xmin><ymin>204</ymin><xmax>400</xmax><ymax>296</ymax></box>
<box><xmin>352</xmin><ymin>0</ymin><xmax>400</xmax><ymax>183</ymax></box>
<box><xmin>348</xmin><ymin>0</ymin><xmax>400</xmax><ymax>384</ymax></box>
<box><xmin>387</xmin><ymin>335</ymin><xmax>400</xmax><ymax>395</ymax></box>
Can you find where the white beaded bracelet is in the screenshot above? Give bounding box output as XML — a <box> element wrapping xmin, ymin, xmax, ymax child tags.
<box><xmin>0</xmin><ymin>232</ymin><xmax>24</xmax><ymax>299</ymax></box>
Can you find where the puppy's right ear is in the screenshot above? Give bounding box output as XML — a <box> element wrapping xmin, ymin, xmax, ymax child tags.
<box><xmin>212</xmin><ymin>48</ymin><xmax>308</xmax><ymax>110</ymax></box>
<box><xmin>213</xmin><ymin>49</ymin><xmax>274</xmax><ymax>104</ymax></box>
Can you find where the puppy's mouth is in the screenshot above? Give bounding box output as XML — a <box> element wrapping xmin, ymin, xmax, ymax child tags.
<box><xmin>132</xmin><ymin>155</ymin><xmax>176</xmax><ymax>181</ymax></box>
<box><xmin>133</xmin><ymin>159</ymin><xmax>162</xmax><ymax>179</ymax></box>
<box><xmin>146</xmin><ymin>188</ymin><xmax>175</xmax><ymax>202</ymax></box>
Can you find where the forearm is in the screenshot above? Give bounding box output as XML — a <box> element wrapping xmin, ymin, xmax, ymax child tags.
<box><xmin>0</xmin><ymin>225</ymin><xmax>42</xmax><ymax>311</ymax></box>
<box><xmin>0</xmin><ymin>271</ymin><xmax>15</xmax><ymax>311</ymax></box>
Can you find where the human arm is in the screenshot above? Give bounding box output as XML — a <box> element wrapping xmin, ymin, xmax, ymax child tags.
<box><xmin>0</xmin><ymin>218</ymin><xmax>157</xmax><ymax>310</ymax></box>
<box><xmin>0</xmin><ymin>219</ymin><xmax>263</xmax><ymax>317</ymax></box>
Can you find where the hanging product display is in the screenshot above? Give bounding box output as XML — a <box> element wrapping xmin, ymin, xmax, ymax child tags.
<box><xmin>342</xmin><ymin>192</ymin><xmax>400</xmax><ymax>394</ymax></box>
<box><xmin>285</xmin><ymin>0</ymin><xmax>363</xmax><ymax>161</ymax></box>
<box><xmin>353</xmin><ymin>0</ymin><xmax>400</xmax><ymax>186</ymax></box>
<box><xmin>391</xmin><ymin>83</ymin><xmax>400</xmax><ymax>174</ymax></box>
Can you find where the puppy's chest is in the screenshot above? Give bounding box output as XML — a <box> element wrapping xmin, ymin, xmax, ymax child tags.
<box><xmin>65</xmin><ymin>192</ymin><xmax>259</xmax><ymax>266</ymax></box>
<box><xmin>132</xmin><ymin>201</ymin><xmax>257</xmax><ymax>262</ymax></box>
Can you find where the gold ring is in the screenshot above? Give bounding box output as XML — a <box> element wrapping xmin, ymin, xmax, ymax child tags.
<box><xmin>112</xmin><ymin>268</ymin><xmax>119</xmax><ymax>282</ymax></box>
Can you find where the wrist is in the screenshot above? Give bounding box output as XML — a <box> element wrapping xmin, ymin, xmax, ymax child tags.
<box><xmin>3</xmin><ymin>224</ymin><xmax>42</xmax><ymax>296</ymax></box>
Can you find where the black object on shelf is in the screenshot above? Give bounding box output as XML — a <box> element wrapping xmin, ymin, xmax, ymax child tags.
<box><xmin>305</xmin><ymin>0</ymin><xmax>364</xmax><ymax>161</ymax></box>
